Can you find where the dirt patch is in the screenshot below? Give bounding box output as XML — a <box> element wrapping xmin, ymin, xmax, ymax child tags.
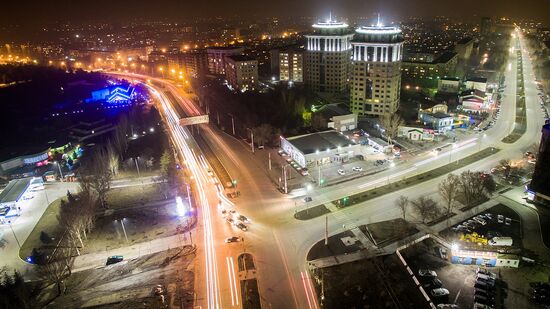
<box><xmin>360</xmin><ymin>219</ymin><xmax>419</xmax><ymax>247</ymax></box>
<box><xmin>48</xmin><ymin>246</ymin><xmax>196</xmax><ymax>309</ymax></box>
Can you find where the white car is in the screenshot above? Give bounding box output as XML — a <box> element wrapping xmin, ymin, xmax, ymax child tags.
<box><xmin>418</xmin><ymin>269</ymin><xmax>437</xmax><ymax>277</ymax></box>
<box><xmin>352</xmin><ymin>166</ymin><xmax>363</xmax><ymax>172</ymax></box>
<box><xmin>337</xmin><ymin>169</ymin><xmax>345</xmax><ymax>176</ymax></box>
<box><xmin>431</xmin><ymin>288</ymin><xmax>450</xmax><ymax>297</ymax></box>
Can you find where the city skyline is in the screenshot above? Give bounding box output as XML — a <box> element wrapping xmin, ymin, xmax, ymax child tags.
<box><xmin>1</xmin><ymin>0</ymin><xmax>549</xmax><ymax>25</ymax></box>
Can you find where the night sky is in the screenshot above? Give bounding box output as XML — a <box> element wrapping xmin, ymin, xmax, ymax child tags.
<box><xmin>1</xmin><ymin>0</ymin><xmax>548</xmax><ymax>24</ymax></box>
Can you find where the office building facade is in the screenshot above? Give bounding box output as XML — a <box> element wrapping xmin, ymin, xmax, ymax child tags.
<box><xmin>206</xmin><ymin>47</ymin><xmax>245</xmax><ymax>75</ymax></box>
<box><xmin>350</xmin><ymin>25</ymin><xmax>404</xmax><ymax>117</ymax></box>
<box><xmin>304</xmin><ymin>19</ymin><xmax>354</xmax><ymax>94</ymax></box>
<box><xmin>225</xmin><ymin>55</ymin><xmax>258</xmax><ymax>92</ymax></box>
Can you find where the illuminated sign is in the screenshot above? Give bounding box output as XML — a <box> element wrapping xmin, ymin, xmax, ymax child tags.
<box><xmin>179</xmin><ymin>115</ymin><xmax>209</xmax><ymax>126</ymax></box>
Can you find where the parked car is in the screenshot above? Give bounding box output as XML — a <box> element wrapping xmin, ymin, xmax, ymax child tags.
<box><xmin>473</xmin><ymin>217</ymin><xmax>487</xmax><ymax>225</ymax></box>
<box><xmin>489</xmin><ymin>237</ymin><xmax>513</xmax><ymax>246</ymax></box>
<box><xmin>431</xmin><ymin>288</ymin><xmax>450</xmax><ymax>297</ymax></box>
<box><xmin>337</xmin><ymin>169</ymin><xmax>346</xmax><ymax>176</ymax></box>
<box><xmin>497</xmin><ymin>215</ymin><xmax>504</xmax><ymax>223</ymax></box>
<box><xmin>424</xmin><ymin>278</ymin><xmax>443</xmax><ymax>288</ymax></box>
<box><xmin>505</xmin><ymin>217</ymin><xmax>512</xmax><ymax>225</ymax></box>
<box><xmin>477</xmin><ymin>268</ymin><xmax>497</xmax><ymax>279</ymax></box>
<box><xmin>352</xmin><ymin>166</ymin><xmax>363</xmax><ymax>172</ymax></box>
<box><xmin>418</xmin><ymin>269</ymin><xmax>437</xmax><ymax>277</ymax></box>
<box><xmin>437</xmin><ymin>304</ymin><xmax>459</xmax><ymax>309</ymax></box>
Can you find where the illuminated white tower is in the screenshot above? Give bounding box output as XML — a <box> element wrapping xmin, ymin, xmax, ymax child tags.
<box><xmin>350</xmin><ymin>23</ymin><xmax>404</xmax><ymax>116</ymax></box>
<box><xmin>304</xmin><ymin>16</ymin><xmax>354</xmax><ymax>94</ymax></box>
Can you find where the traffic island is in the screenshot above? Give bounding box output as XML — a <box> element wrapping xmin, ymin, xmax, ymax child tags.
<box><xmin>294</xmin><ymin>204</ymin><xmax>331</xmax><ymax>221</ymax></box>
<box><xmin>502</xmin><ymin>50</ymin><xmax>526</xmax><ymax>144</ymax></box>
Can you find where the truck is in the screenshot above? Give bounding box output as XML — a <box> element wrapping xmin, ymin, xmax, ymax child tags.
<box><xmin>488</xmin><ymin>236</ymin><xmax>513</xmax><ymax>246</ymax></box>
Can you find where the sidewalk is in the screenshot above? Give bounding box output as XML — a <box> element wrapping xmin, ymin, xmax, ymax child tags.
<box><xmin>73</xmin><ymin>231</ymin><xmax>194</xmax><ymax>272</ymax></box>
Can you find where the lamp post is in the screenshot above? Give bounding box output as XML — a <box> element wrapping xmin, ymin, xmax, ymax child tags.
<box><xmin>134</xmin><ymin>157</ymin><xmax>141</xmax><ymax>178</ymax></box>
<box><xmin>54</xmin><ymin>161</ymin><xmax>63</xmax><ymax>180</ymax></box>
<box><xmin>119</xmin><ymin>219</ymin><xmax>129</xmax><ymax>244</ymax></box>
<box><xmin>8</xmin><ymin>221</ymin><xmax>21</xmax><ymax>249</ymax></box>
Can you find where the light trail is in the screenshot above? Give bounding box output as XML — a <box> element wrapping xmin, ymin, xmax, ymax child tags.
<box><xmin>226</xmin><ymin>257</ymin><xmax>235</xmax><ymax>306</ymax></box>
<box><xmin>229</xmin><ymin>256</ymin><xmax>239</xmax><ymax>306</ymax></box>
<box><xmin>146</xmin><ymin>84</ymin><xmax>221</xmax><ymax>309</ymax></box>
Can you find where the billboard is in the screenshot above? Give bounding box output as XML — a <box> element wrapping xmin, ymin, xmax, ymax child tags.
<box><xmin>179</xmin><ymin>115</ymin><xmax>209</xmax><ymax>126</ymax></box>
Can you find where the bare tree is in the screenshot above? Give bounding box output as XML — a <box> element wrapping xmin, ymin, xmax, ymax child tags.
<box><xmin>106</xmin><ymin>141</ymin><xmax>120</xmax><ymax>177</ymax></box>
<box><xmin>396</xmin><ymin>195</ymin><xmax>409</xmax><ymax>221</ymax></box>
<box><xmin>457</xmin><ymin>170</ymin><xmax>488</xmax><ymax>208</ymax></box>
<box><xmin>253</xmin><ymin>124</ymin><xmax>274</xmax><ymax>147</ymax></box>
<box><xmin>37</xmin><ymin>247</ymin><xmax>74</xmax><ymax>296</ymax></box>
<box><xmin>411</xmin><ymin>196</ymin><xmax>440</xmax><ymax>223</ymax></box>
<box><xmin>83</xmin><ymin>147</ymin><xmax>112</xmax><ymax>208</ymax></box>
<box><xmin>379</xmin><ymin>112</ymin><xmax>404</xmax><ymax>145</ymax></box>
<box><xmin>112</xmin><ymin>115</ymin><xmax>129</xmax><ymax>160</ymax></box>
<box><xmin>439</xmin><ymin>173</ymin><xmax>460</xmax><ymax>217</ymax></box>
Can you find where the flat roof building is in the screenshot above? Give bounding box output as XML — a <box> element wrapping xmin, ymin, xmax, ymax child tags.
<box><xmin>207</xmin><ymin>47</ymin><xmax>245</xmax><ymax>75</ymax></box>
<box><xmin>529</xmin><ymin>123</ymin><xmax>550</xmax><ymax>205</ymax></box>
<box><xmin>280</xmin><ymin>130</ymin><xmax>361</xmax><ymax>168</ymax></box>
<box><xmin>225</xmin><ymin>55</ymin><xmax>258</xmax><ymax>92</ymax></box>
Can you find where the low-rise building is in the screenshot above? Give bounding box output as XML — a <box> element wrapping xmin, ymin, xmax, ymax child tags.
<box><xmin>224</xmin><ymin>55</ymin><xmax>258</xmax><ymax>92</ymax></box>
<box><xmin>438</xmin><ymin>77</ymin><xmax>461</xmax><ymax>94</ymax></box>
<box><xmin>398</xmin><ymin>125</ymin><xmax>436</xmax><ymax>141</ymax></box>
<box><xmin>459</xmin><ymin>89</ymin><xmax>489</xmax><ymax>113</ymax></box>
<box><xmin>465</xmin><ymin>77</ymin><xmax>488</xmax><ymax>93</ymax></box>
<box><xmin>280</xmin><ymin>130</ymin><xmax>361</xmax><ymax>168</ymax></box>
<box><xmin>418</xmin><ymin>111</ymin><xmax>454</xmax><ymax>133</ymax></box>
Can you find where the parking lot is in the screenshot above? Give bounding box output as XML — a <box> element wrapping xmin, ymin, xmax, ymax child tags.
<box><xmin>401</xmin><ymin>238</ymin><xmax>505</xmax><ymax>309</ymax></box>
<box><xmin>444</xmin><ymin>204</ymin><xmax>522</xmax><ymax>250</ymax></box>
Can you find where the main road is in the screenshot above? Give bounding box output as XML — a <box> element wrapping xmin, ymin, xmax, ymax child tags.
<box><xmin>109</xmin><ymin>26</ymin><xmax>544</xmax><ymax>309</ymax></box>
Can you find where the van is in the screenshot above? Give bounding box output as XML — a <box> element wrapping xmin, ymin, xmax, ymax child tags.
<box><xmin>489</xmin><ymin>236</ymin><xmax>513</xmax><ymax>246</ymax></box>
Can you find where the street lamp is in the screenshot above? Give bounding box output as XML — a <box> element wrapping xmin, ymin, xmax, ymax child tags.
<box><xmin>7</xmin><ymin>221</ymin><xmax>21</xmax><ymax>249</ymax></box>
<box><xmin>118</xmin><ymin>219</ymin><xmax>129</xmax><ymax>244</ymax></box>
<box><xmin>54</xmin><ymin>161</ymin><xmax>64</xmax><ymax>180</ymax></box>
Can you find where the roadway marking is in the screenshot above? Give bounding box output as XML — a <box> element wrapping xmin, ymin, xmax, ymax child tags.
<box><xmin>454</xmin><ymin>288</ymin><xmax>461</xmax><ymax>304</ymax></box>
<box><xmin>230</xmin><ymin>256</ymin><xmax>239</xmax><ymax>306</ymax></box>
<box><xmin>226</xmin><ymin>257</ymin><xmax>235</xmax><ymax>306</ymax></box>
<box><xmin>300</xmin><ymin>271</ymin><xmax>314</xmax><ymax>309</ymax></box>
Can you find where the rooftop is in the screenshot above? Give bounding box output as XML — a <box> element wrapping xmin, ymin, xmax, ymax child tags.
<box><xmin>466</xmin><ymin>77</ymin><xmax>488</xmax><ymax>83</ymax></box>
<box><xmin>0</xmin><ymin>178</ymin><xmax>30</xmax><ymax>205</ymax></box>
<box><xmin>456</xmin><ymin>37</ymin><xmax>473</xmax><ymax>45</ymax></box>
<box><xmin>226</xmin><ymin>55</ymin><xmax>256</xmax><ymax>62</ymax></box>
<box><xmin>285</xmin><ymin>130</ymin><xmax>357</xmax><ymax>155</ymax></box>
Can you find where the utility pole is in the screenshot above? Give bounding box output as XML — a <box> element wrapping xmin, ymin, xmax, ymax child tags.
<box><xmin>229</xmin><ymin>114</ymin><xmax>236</xmax><ymax>135</ymax></box>
<box><xmin>8</xmin><ymin>221</ymin><xmax>21</xmax><ymax>249</ymax></box>
<box><xmin>268</xmin><ymin>153</ymin><xmax>272</xmax><ymax>170</ymax></box>
<box><xmin>134</xmin><ymin>158</ymin><xmax>141</xmax><ymax>178</ymax></box>
<box><xmin>318</xmin><ymin>165</ymin><xmax>322</xmax><ymax>186</ymax></box>
<box><xmin>186</xmin><ymin>184</ymin><xmax>192</xmax><ymax>208</ymax></box>
<box><xmin>324</xmin><ymin>215</ymin><xmax>328</xmax><ymax>245</ymax></box>
<box><xmin>120</xmin><ymin>219</ymin><xmax>129</xmax><ymax>244</ymax></box>
<box><xmin>283</xmin><ymin>165</ymin><xmax>288</xmax><ymax>194</ymax></box>
<box><xmin>217</xmin><ymin>112</ymin><xmax>220</xmax><ymax>125</ymax></box>
<box><xmin>55</xmin><ymin>162</ymin><xmax>64</xmax><ymax>180</ymax></box>
<box><xmin>250</xmin><ymin>128</ymin><xmax>255</xmax><ymax>153</ymax></box>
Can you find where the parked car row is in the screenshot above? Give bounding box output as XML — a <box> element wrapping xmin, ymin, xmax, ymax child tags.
<box><xmin>337</xmin><ymin>166</ymin><xmax>364</xmax><ymax>176</ymax></box>
<box><xmin>418</xmin><ymin>269</ymin><xmax>451</xmax><ymax>301</ymax></box>
<box><xmin>278</xmin><ymin>150</ymin><xmax>309</xmax><ymax>176</ymax></box>
<box><xmin>473</xmin><ymin>268</ymin><xmax>497</xmax><ymax>308</ymax></box>
<box><xmin>451</xmin><ymin>213</ymin><xmax>493</xmax><ymax>233</ymax></box>
<box><xmin>530</xmin><ymin>282</ymin><xmax>550</xmax><ymax>306</ymax></box>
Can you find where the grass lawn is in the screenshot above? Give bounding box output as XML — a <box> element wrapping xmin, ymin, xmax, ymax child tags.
<box><xmin>105</xmin><ymin>183</ymin><xmax>168</xmax><ymax>210</ymax></box>
<box><xmin>19</xmin><ymin>197</ymin><xmax>66</xmax><ymax>260</ymax></box>
<box><xmin>360</xmin><ymin>218</ymin><xmax>419</xmax><ymax>247</ymax></box>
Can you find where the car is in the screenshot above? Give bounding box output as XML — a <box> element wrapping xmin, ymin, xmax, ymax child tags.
<box><xmin>237</xmin><ymin>214</ymin><xmax>250</xmax><ymax>223</ymax></box>
<box><xmin>476</xmin><ymin>268</ymin><xmax>496</xmax><ymax>279</ymax></box>
<box><xmin>473</xmin><ymin>303</ymin><xmax>493</xmax><ymax>309</ymax></box>
<box><xmin>236</xmin><ymin>222</ymin><xmax>248</xmax><ymax>231</ymax></box>
<box><xmin>337</xmin><ymin>169</ymin><xmax>346</xmax><ymax>176</ymax></box>
<box><xmin>207</xmin><ymin>170</ymin><xmax>214</xmax><ymax>177</ymax></box>
<box><xmin>106</xmin><ymin>255</ymin><xmax>124</xmax><ymax>266</ymax></box>
<box><xmin>424</xmin><ymin>278</ymin><xmax>443</xmax><ymax>288</ymax></box>
<box><xmin>352</xmin><ymin>166</ymin><xmax>363</xmax><ymax>172</ymax></box>
<box><xmin>431</xmin><ymin>288</ymin><xmax>450</xmax><ymax>297</ymax></box>
<box><xmin>476</xmin><ymin>277</ymin><xmax>495</xmax><ymax>287</ymax></box>
<box><xmin>497</xmin><ymin>215</ymin><xmax>504</xmax><ymax>223</ymax></box>
<box><xmin>473</xmin><ymin>217</ymin><xmax>487</xmax><ymax>225</ymax></box>
<box><xmin>300</xmin><ymin>169</ymin><xmax>309</xmax><ymax>176</ymax></box>
<box><xmin>286</xmin><ymin>158</ymin><xmax>293</xmax><ymax>163</ymax></box>
<box><xmin>277</xmin><ymin>149</ymin><xmax>285</xmax><ymax>156</ymax></box>
<box><xmin>225</xmin><ymin>236</ymin><xmax>242</xmax><ymax>243</ymax></box>
<box><xmin>505</xmin><ymin>217</ymin><xmax>512</xmax><ymax>225</ymax></box>
<box><xmin>474</xmin><ymin>294</ymin><xmax>494</xmax><ymax>306</ymax></box>
<box><xmin>418</xmin><ymin>269</ymin><xmax>437</xmax><ymax>277</ymax></box>
<box><xmin>226</xmin><ymin>217</ymin><xmax>235</xmax><ymax>225</ymax></box>
<box><xmin>484</xmin><ymin>213</ymin><xmax>494</xmax><ymax>220</ymax></box>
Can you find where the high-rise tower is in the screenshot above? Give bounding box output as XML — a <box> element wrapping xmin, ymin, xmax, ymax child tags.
<box><xmin>304</xmin><ymin>17</ymin><xmax>354</xmax><ymax>94</ymax></box>
<box><xmin>350</xmin><ymin>24</ymin><xmax>404</xmax><ymax>117</ymax></box>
